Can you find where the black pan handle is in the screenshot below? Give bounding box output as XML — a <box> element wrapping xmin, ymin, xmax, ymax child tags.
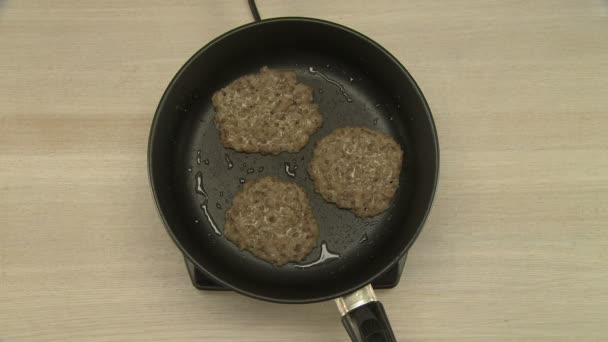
<box><xmin>336</xmin><ymin>285</ymin><xmax>397</xmax><ymax>342</ymax></box>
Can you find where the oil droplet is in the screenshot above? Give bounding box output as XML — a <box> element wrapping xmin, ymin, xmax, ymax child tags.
<box><xmin>219</xmin><ymin>191</ymin><xmax>224</xmax><ymax>197</ymax></box>
<box><xmin>203</xmin><ymin>159</ymin><xmax>210</xmax><ymax>165</ymax></box>
<box><xmin>319</xmin><ymin>89</ymin><xmax>324</xmax><ymax>94</ymax></box>
<box><xmin>349</xmin><ymin>77</ymin><xmax>354</xmax><ymax>82</ymax></box>
<box><xmin>216</xmin><ymin>202</ymin><xmax>222</xmax><ymax>209</ymax></box>
<box><xmin>196</xmin><ymin>150</ymin><xmax>201</xmax><ymax>165</ymax></box>
<box><xmin>258</xmin><ymin>167</ymin><xmax>264</xmax><ymax>173</ymax></box>
<box><xmin>239</xmin><ymin>178</ymin><xmax>246</xmax><ymax>184</ymax></box>
<box><xmin>359</xmin><ymin>233</ymin><xmax>369</xmax><ymax>244</ymax></box>
<box><xmin>309</xmin><ymin>67</ymin><xmax>352</xmax><ymax>102</ymax></box>
<box><xmin>284</xmin><ymin>162</ymin><xmax>296</xmax><ymax>178</ymax></box>
<box><xmin>389</xmin><ymin>116</ymin><xmax>394</xmax><ymax>121</ymax></box>
<box><xmin>372</xmin><ymin>118</ymin><xmax>378</xmax><ymax>125</ymax></box>
<box><xmin>187</xmin><ymin>167</ymin><xmax>192</xmax><ymax>172</ymax></box>
<box><xmin>224</xmin><ymin>153</ymin><xmax>234</xmax><ymax>169</ymax></box>
<box><xmin>194</xmin><ymin>219</ymin><xmax>199</xmax><ymax>224</ymax></box>
<box><xmin>194</xmin><ymin>171</ymin><xmax>208</xmax><ymax>198</ymax></box>
<box><xmin>247</xmin><ymin>168</ymin><xmax>254</xmax><ymax>174</ymax></box>
<box><xmin>200</xmin><ymin>200</ymin><xmax>221</xmax><ymax>235</ymax></box>
<box><xmin>295</xmin><ymin>242</ymin><xmax>340</xmax><ymax>268</ymax></box>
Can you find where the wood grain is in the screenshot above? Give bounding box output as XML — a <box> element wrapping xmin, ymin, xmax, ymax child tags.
<box><xmin>1</xmin><ymin>0</ymin><xmax>607</xmax><ymax>340</ymax></box>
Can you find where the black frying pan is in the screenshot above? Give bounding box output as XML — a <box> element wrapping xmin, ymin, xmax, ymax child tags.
<box><xmin>148</xmin><ymin>7</ymin><xmax>438</xmax><ymax>342</ymax></box>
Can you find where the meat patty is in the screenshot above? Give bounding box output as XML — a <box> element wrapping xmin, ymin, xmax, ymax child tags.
<box><xmin>308</xmin><ymin>127</ymin><xmax>403</xmax><ymax>218</ymax></box>
<box><xmin>212</xmin><ymin>67</ymin><xmax>323</xmax><ymax>155</ymax></box>
<box><xmin>224</xmin><ymin>176</ymin><xmax>319</xmax><ymax>266</ymax></box>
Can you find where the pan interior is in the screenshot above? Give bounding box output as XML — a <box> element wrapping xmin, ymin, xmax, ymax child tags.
<box><xmin>149</xmin><ymin>19</ymin><xmax>437</xmax><ymax>302</ymax></box>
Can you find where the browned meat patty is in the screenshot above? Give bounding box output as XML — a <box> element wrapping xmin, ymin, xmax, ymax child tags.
<box><xmin>308</xmin><ymin>127</ymin><xmax>403</xmax><ymax>218</ymax></box>
<box><xmin>224</xmin><ymin>176</ymin><xmax>319</xmax><ymax>265</ymax></box>
<box><xmin>212</xmin><ymin>67</ymin><xmax>323</xmax><ymax>155</ymax></box>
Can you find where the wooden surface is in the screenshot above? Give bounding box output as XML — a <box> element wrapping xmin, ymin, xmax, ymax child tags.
<box><xmin>1</xmin><ymin>1</ymin><xmax>607</xmax><ymax>341</ymax></box>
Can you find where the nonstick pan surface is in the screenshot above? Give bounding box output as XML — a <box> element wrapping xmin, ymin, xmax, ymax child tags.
<box><xmin>148</xmin><ymin>17</ymin><xmax>439</xmax><ymax>303</ymax></box>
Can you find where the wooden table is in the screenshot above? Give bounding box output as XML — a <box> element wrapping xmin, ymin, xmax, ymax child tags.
<box><xmin>2</xmin><ymin>1</ymin><xmax>607</xmax><ymax>340</ymax></box>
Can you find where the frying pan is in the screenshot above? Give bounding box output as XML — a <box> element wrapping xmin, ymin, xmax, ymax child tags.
<box><xmin>148</xmin><ymin>4</ymin><xmax>439</xmax><ymax>341</ymax></box>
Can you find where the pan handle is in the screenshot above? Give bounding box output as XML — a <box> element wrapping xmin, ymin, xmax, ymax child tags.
<box><xmin>335</xmin><ymin>285</ymin><xmax>397</xmax><ymax>342</ymax></box>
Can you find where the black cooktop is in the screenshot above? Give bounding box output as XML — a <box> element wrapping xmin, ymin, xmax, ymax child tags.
<box><xmin>184</xmin><ymin>253</ymin><xmax>408</xmax><ymax>291</ymax></box>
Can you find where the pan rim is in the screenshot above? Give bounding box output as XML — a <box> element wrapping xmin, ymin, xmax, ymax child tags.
<box><xmin>148</xmin><ymin>16</ymin><xmax>440</xmax><ymax>304</ymax></box>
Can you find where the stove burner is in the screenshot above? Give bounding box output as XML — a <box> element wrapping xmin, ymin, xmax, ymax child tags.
<box><xmin>184</xmin><ymin>254</ymin><xmax>408</xmax><ymax>291</ymax></box>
